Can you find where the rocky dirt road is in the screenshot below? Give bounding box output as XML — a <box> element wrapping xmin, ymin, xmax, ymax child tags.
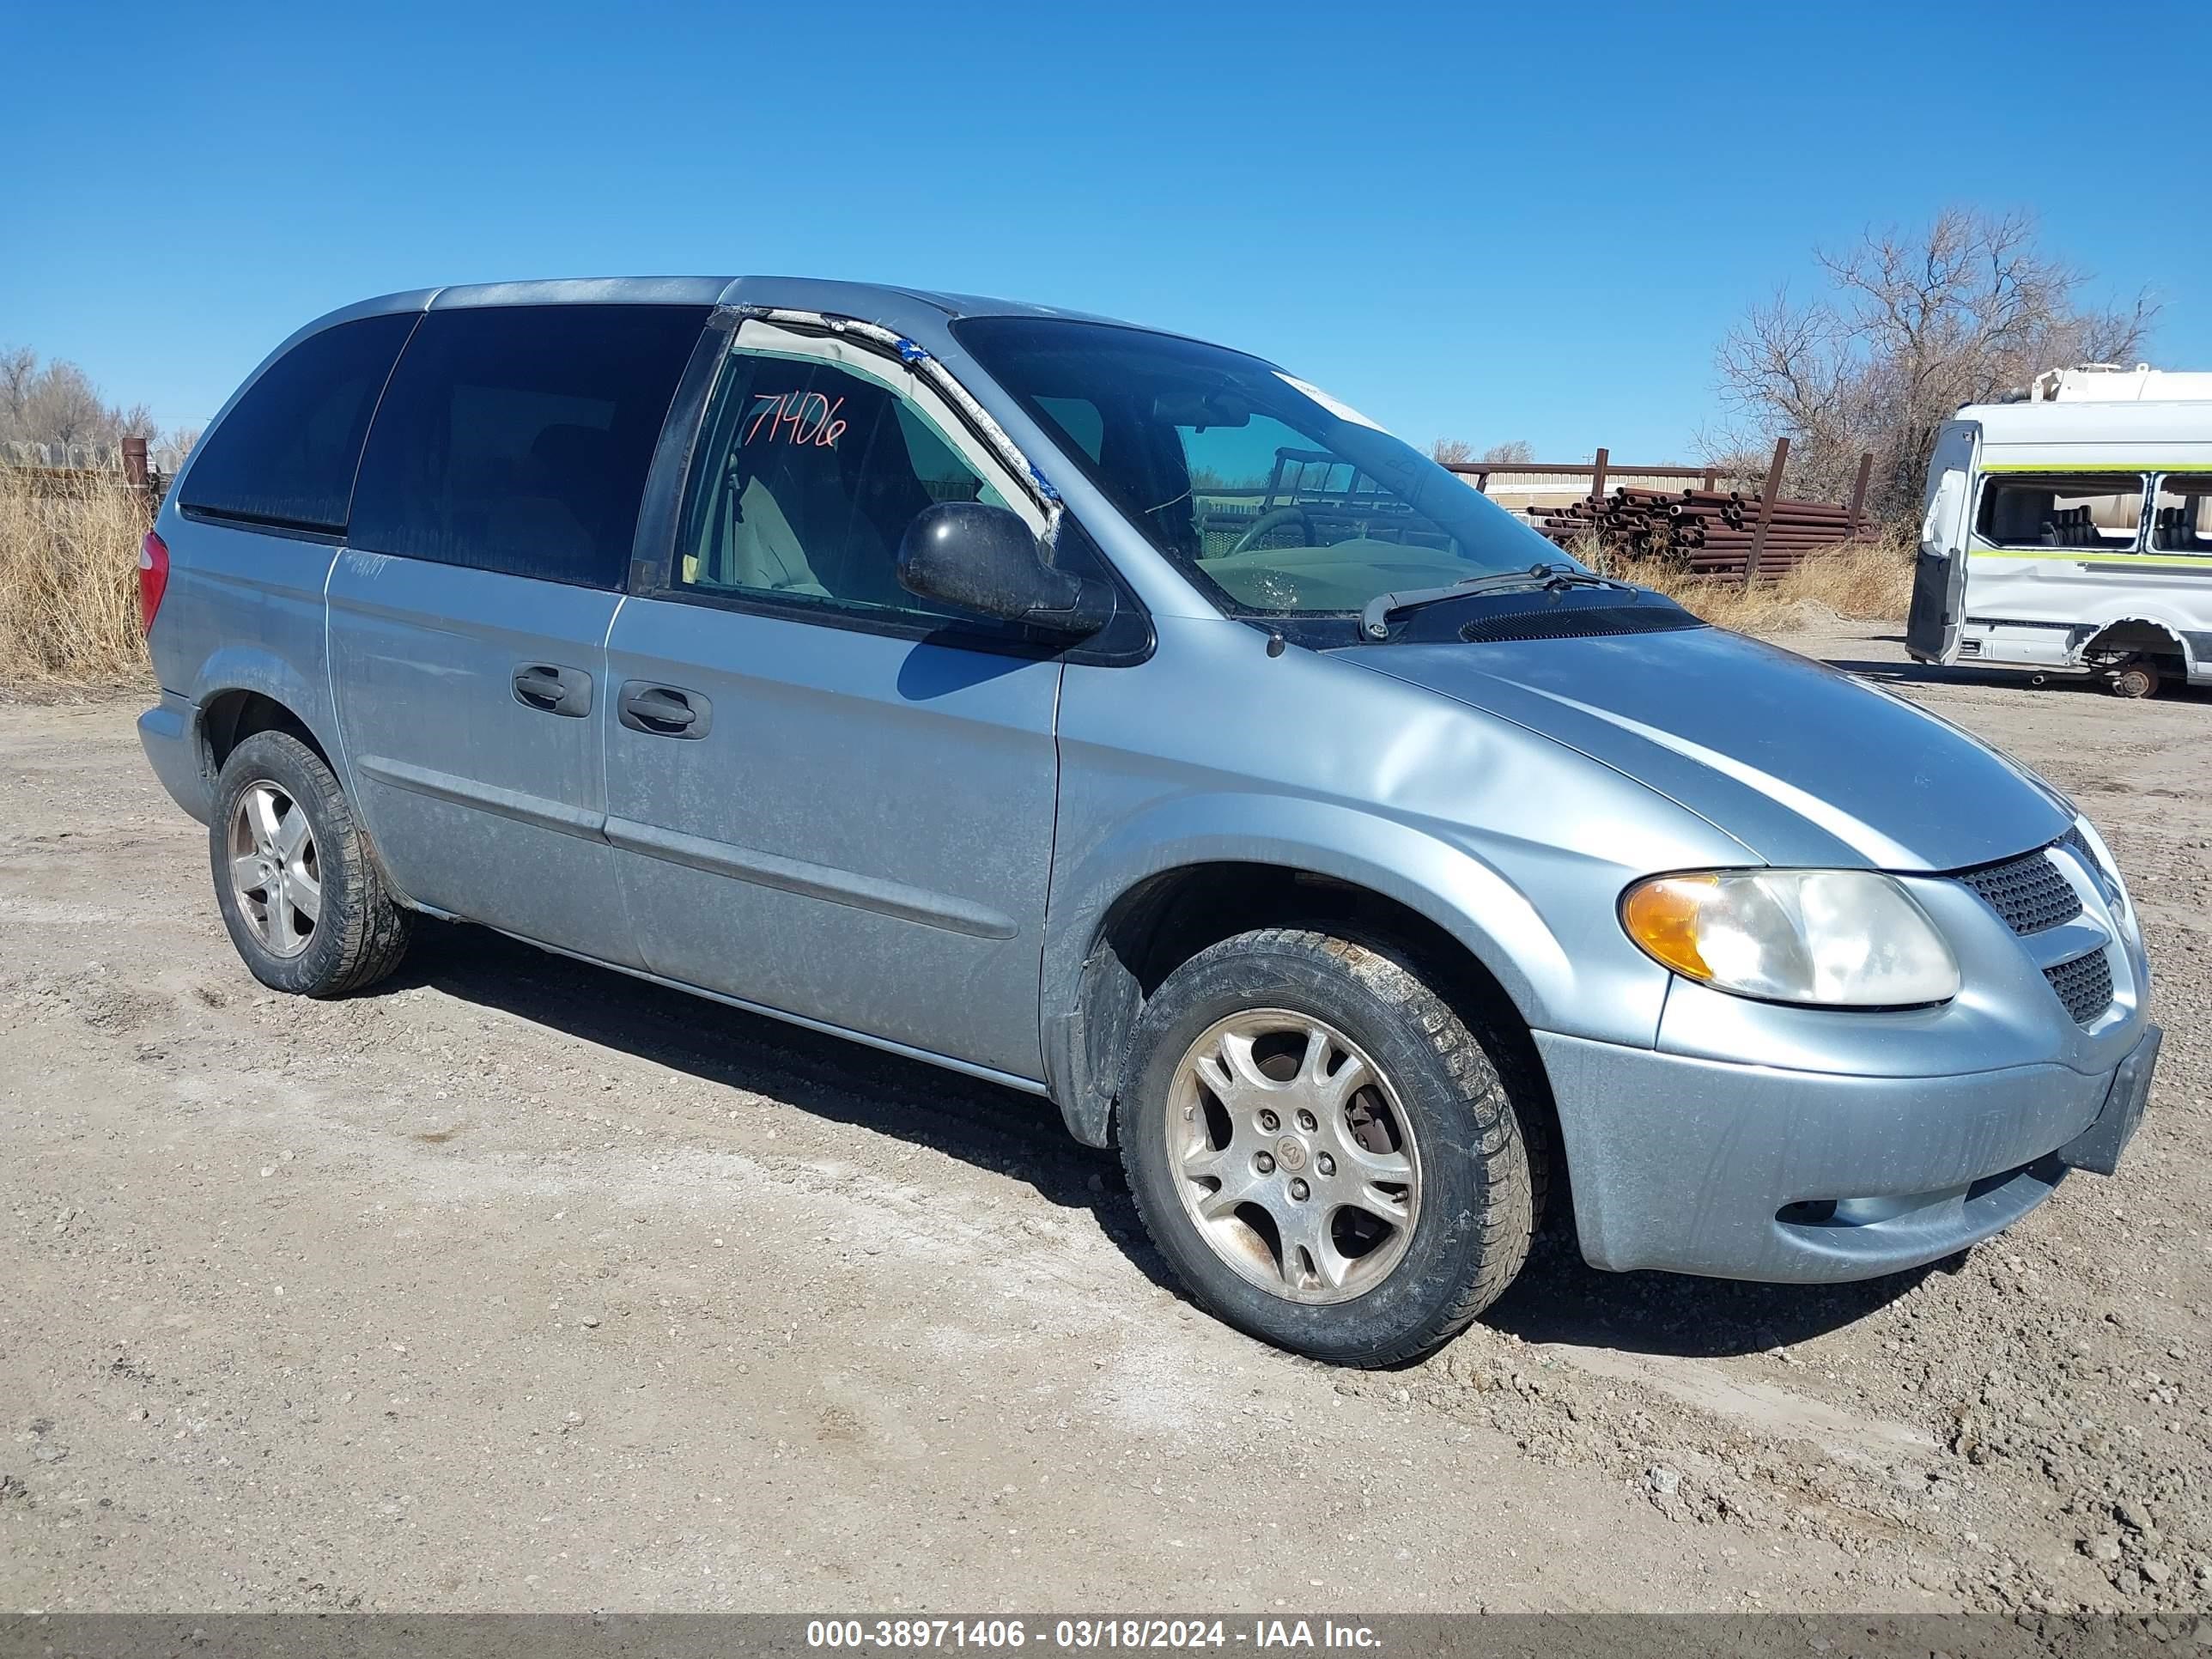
<box><xmin>3</xmin><ymin>623</ymin><xmax>2209</xmax><ymax>1616</ymax></box>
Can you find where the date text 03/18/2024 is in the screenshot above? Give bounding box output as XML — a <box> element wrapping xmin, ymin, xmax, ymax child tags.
<box><xmin>804</xmin><ymin>1620</ymin><xmax>1383</xmax><ymax>1651</ymax></box>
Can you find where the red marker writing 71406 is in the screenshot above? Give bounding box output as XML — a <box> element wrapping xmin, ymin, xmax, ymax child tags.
<box><xmin>745</xmin><ymin>391</ymin><xmax>847</xmax><ymax>448</ymax></box>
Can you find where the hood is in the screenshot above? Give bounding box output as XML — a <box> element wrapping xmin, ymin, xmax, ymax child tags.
<box><xmin>1337</xmin><ymin>625</ymin><xmax>2071</xmax><ymax>872</ymax></box>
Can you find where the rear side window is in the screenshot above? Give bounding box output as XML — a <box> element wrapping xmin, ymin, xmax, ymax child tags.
<box><xmin>2151</xmin><ymin>475</ymin><xmax>2212</xmax><ymax>554</ymax></box>
<box><xmin>350</xmin><ymin>304</ymin><xmax>709</xmax><ymax>587</ymax></box>
<box><xmin>1976</xmin><ymin>473</ymin><xmax>2143</xmax><ymax>551</ymax></box>
<box><xmin>178</xmin><ymin>313</ymin><xmax>416</xmax><ymax>533</ymax></box>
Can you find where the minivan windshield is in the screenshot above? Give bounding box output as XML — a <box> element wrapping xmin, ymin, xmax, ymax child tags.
<box><xmin>955</xmin><ymin>316</ymin><xmax>1567</xmax><ymax>617</ymax></box>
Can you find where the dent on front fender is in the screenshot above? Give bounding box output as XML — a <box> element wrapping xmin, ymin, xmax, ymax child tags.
<box><xmin>1042</xmin><ymin>619</ymin><xmax>1756</xmax><ymax>1128</ymax></box>
<box><xmin>1056</xmin><ymin>797</ymin><xmax>1576</xmax><ymax>1011</ymax></box>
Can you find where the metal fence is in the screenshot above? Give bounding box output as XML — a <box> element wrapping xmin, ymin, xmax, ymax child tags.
<box><xmin>3</xmin><ymin>436</ymin><xmax>191</xmax><ymax>475</ymax></box>
<box><xmin>1452</xmin><ymin>441</ymin><xmax>1880</xmax><ymax>586</ymax></box>
<box><xmin>1</xmin><ymin>435</ymin><xmax>173</xmax><ymax>509</ymax></box>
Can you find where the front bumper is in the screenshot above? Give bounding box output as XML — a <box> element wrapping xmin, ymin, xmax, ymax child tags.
<box><xmin>1536</xmin><ymin>1026</ymin><xmax>2156</xmax><ymax>1282</ymax></box>
<box><xmin>137</xmin><ymin>690</ymin><xmax>210</xmax><ymax>824</ymax></box>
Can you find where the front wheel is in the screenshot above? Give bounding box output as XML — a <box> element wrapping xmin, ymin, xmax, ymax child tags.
<box><xmin>1119</xmin><ymin>928</ymin><xmax>1538</xmax><ymax>1366</ymax></box>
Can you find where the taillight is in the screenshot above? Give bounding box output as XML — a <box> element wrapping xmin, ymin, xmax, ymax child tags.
<box><xmin>138</xmin><ymin>531</ymin><xmax>170</xmax><ymax>635</ymax></box>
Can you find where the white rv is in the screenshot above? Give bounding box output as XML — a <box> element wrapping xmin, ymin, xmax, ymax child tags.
<box><xmin>1906</xmin><ymin>367</ymin><xmax>2212</xmax><ymax>696</ymax></box>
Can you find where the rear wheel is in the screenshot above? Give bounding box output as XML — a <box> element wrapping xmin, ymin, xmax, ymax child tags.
<box><xmin>210</xmin><ymin>731</ymin><xmax>411</xmax><ymax>997</ymax></box>
<box><xmin>1119</xmin><ymin>928</ymin><xmax>1537</xmax><ymax>1366</ymax></box>
<box><xmin>2106</xmin><ymin>658</ymin><xmax>2160</xmax><ymax>700</ymax></box>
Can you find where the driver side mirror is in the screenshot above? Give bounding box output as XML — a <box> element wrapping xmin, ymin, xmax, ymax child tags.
<box><xmin>896</xmin><ymin>501</ymin><xmax>1115</xmax><ymax>637</ymax></box>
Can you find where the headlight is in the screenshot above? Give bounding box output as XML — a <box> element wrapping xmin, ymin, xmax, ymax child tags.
<box><xmin>1621</xmin><ymin>869</ymin><xmax>1960</xmax><ymax>1007</ymax></box>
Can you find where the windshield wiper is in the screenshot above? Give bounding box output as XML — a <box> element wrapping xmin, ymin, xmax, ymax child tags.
<box><xmin>1358</xmin><ymin>562</ymin><xmax>1622</xmax><ymax>641</ymax></box>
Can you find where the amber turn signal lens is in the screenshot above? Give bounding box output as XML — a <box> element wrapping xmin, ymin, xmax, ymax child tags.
<box><xmin>1621</xmin><ymin>875</ymin><xmax>1718</xmax><ymax>981</ymax></box>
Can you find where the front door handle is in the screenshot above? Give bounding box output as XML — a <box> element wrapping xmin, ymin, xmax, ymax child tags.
<box><xmin>512</xmin><ymin>663</ymin><xmax>593</xmax><ymax>718</ymax></box>
<box><xmin>618</xmin><ymin>681</ymin><xmax>712</xmax><ymax>739</ymax></box>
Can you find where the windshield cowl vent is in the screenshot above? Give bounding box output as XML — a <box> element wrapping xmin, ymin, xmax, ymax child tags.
<box><xmin>1457</xmin><ymin>605</ymin><xmax>1709</xmax><ymax>645</ymax></box>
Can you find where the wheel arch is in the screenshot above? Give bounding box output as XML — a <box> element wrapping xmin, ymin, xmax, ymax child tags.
<box><xmin>1040</xmin><ymin>802</ymin><xmax>1574</xmax><ymax>1160</ymax></box>
<box><xmin>189</xmin><ymin>647</ymin><xmax>345</xmax><ymax>787</ymax></box>
<box><xmin>199</xmin><ymin>688</ymin><xmax>336</xmax><ymax>780</ymax></box>
<box><xmin>2075</xmin><ymin>612</ymin><xmax>2193</xmax><ymax>675</ymax></box>
<box><xmin>188</xmin><ymin>663</ymin><xmax>402</xmax><ymax>902</ymax></box>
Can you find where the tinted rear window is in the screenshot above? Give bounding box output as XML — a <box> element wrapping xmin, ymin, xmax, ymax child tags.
<box><xmin>178</xmin><ymin>313</ymin><xmax>417</xmax><ymax>533</ymax></box>
<box><xmin>349</xmin><ymin>304</ymin><xmax>709</xmax><ymax>587</ymax></box>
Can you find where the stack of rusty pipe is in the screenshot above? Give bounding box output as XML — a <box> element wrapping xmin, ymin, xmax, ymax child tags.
<box><xmin>1524</xmin><ymin>485</ymin><xmax>1870</xmax><ymax>581</ymax></box>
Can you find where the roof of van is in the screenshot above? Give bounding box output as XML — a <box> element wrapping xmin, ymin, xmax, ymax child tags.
<box><xmin>2024</xmin><ymin>365</ymin><xmax>2212</xmax><ymax>403</ymax></box>
<box><xmin>338</xmin><ymin>276</ymin><xmax>1136</xmax><ymax>328</ymax></box>
<box><xmin>1955</xmin><ymin>398</ymin><xmax>2212</xmax><ymax>450</ymax></box>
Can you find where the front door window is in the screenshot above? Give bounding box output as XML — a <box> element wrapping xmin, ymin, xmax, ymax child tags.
<box><xmin>677</xmin><ymin>333</ymin><xmax>1023</xmax><ymax>623</ymax></box>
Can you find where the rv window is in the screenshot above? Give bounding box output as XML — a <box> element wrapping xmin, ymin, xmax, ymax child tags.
<box><xmin>1975</xmin><ymin>474</ymin><xmax>2142</xmax><ymax>552</ymax></box>
<box><xmin>2150</xmin><ymin>476</ymin><xmax>2212</xmax><ymax>555</ymax></box>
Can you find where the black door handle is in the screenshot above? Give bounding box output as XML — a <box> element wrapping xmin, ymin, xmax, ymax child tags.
<box><xmin>512</xmin><ymin>663</ymin><xmax>592</xmax><ymax>717</ymax></box>
<box><xmin>618</xmin><ymin>681</ymin><xmax>712</xmax><ymax>739</ymax></box>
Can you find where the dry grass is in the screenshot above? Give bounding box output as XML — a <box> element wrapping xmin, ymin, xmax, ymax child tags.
<box><xmin>1585</xmin><ymin>534</ymin><xmax>1915</xmax><ymax>636</ymax></box>
<box><xmin>0</xmin><ymin>468</ymin><xmax>151</xmax><ymax>689</ymax></box>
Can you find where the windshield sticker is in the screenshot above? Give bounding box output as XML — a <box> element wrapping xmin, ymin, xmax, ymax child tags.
<box><xmin>745</xmin><ymin>391</ymin><xmax>847</xmax><ymax>448</ymax></box>
<box><xmin>1274</xmin><ymin>372</ymin><xmax>1388</xmax><ymax>433</ymax></box>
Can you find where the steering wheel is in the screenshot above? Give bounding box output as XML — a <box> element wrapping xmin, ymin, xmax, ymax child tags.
<box><xmin>1227</xmin><ymin>505</ymin><xmax>1313</xmax><ymax>557</ymax></box>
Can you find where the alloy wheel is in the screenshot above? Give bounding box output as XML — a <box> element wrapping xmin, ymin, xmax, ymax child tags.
<box><xmin>226</xmin><ymin>781</ymin><xmax>321</xmax><ymax>957</ymax></box>
<box><xmin>1164</xmin><ymin>1009</ymin><xmax>1422</xmax><ymax>1304</ymax></box>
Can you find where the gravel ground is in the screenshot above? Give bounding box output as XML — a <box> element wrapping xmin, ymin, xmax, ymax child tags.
<box><xmin>2</xmin><ymin>622</ymin><xmax>2208</xmax><ymax>1617</ymax></box>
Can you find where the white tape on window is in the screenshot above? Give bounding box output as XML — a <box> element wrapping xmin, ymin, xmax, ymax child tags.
<box><xmin>1274</xmin><ymin>372</ymin><xmax>1388</xmax><ymax>434</ymax></box>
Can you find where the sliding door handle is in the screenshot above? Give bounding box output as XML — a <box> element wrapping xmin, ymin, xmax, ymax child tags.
<box><xmin>512</xmin><ymin>663</ymin><xmax>592</xmax><ymax>717</ymax></box>
<box><xmin>618</xmin><ymin>682</ymin><xmax>712</xmax><ymax>739</ymax></box>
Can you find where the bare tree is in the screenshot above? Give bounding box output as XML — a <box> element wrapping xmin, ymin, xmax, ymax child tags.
<box><xmin>1714</xmin><ymin>209</ymin><xmax>2156</xmax><ymax>525</ymax></box>
<box><xmin>1431</xmin><ymin>437</ymin><xmax>1535</xmax><ymax>467</ymax></box>
<box><xmin>21</xmin><ymin>362</ymin><xmax>106</xmax><ymax>451</ymax></box>
<box><xmin>0</xmin><ymin>345</ymin><xmax>173</xmax><ymax>460</ymax></box>
<box><xmin>0</xmin><ymin>346</ymin><xmax>35</xmax><ymax>435</ymax></box>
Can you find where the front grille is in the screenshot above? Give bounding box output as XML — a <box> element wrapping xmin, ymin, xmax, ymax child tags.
<box><xmin>2045</xmin><ymin>951</ymin><xmax>2114</xmax><ymax>1024</ymax></box>
<box><xmin>2059</xmin><ymin>827</ymin><xmax>2123</xmax><ymax>908</ymax></box>
<box><xmin>1959</xmin><ymin>847</ymin><xmax>2081</xmax><ymax>935</ymax></box>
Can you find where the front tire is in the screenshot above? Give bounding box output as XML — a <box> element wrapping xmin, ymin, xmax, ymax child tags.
<box><xmin>210</xmin><ymin>731</ymin><xmax>411</xmax><ymax>997</ymax></box>
<box><xmin>1119</xmin><ymin>928</ymin><xmax>1537</xmax><ymax>1366</ymax></box>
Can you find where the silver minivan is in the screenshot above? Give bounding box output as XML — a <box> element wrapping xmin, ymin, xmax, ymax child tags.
<box><xmin>137</xmin><ymin>278</ymin><xmax>2158</xmax><ymax>1365</ymax></box>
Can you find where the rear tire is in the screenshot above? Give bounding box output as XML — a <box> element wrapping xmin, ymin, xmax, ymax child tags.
<box><xmin>210</xmin><ymin>731</ymin><xmax>411</xmax><ymax>997</ymax></box>
<box><xmin>1119</xmin><ymin>927</ymin><xmax>1537</xmax><ymax>1367</ymax></box>
<box><xmin>2107</xmin><ymin>659</ymin><xmax>2160</xmax><ymax>700</ymax></box>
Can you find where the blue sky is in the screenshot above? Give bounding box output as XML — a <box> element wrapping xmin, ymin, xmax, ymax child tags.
<box><xmin>9</xmin><ymin>0</ymin><xmax>2206</xmax><ymax>462</ymax></box>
